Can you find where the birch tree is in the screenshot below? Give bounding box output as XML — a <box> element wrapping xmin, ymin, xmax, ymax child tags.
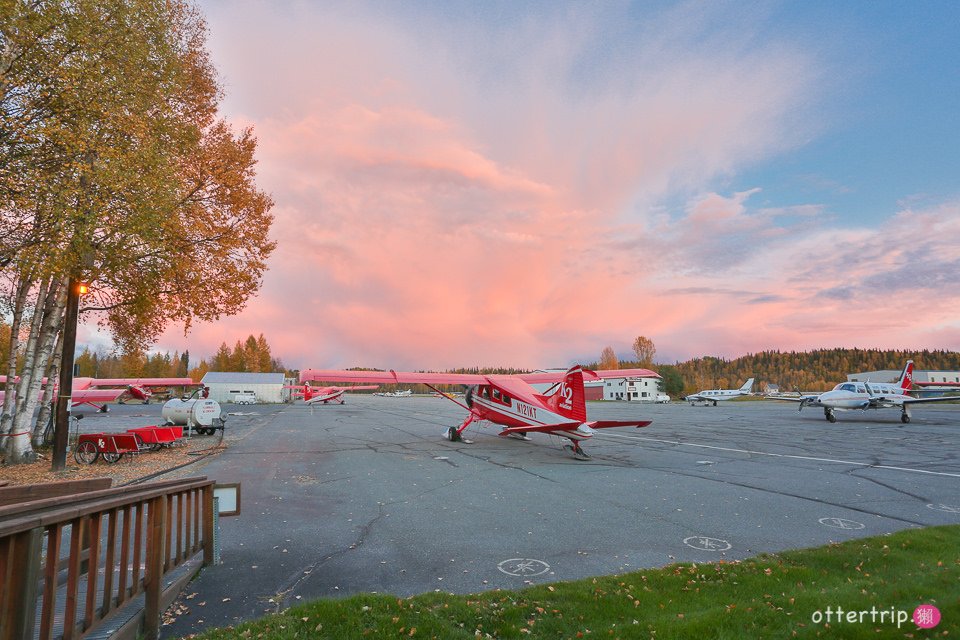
<box><xmin>1</xmin><ymin>0</ymin><xmax>274</xmax><ymax>462</ymax></box>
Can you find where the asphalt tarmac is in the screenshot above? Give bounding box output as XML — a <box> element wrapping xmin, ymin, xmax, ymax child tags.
<box><xmin>136</xmin><ymin>396</ymin><xmax>960</xmax><ymax>638</ymax></box>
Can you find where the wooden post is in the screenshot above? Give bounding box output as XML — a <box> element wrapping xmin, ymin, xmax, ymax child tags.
<box><xmin>144</xmin><ymin>495</ymin><xmax>167</xmax><ymax>640</ymax></box>
<box><xmin>5</xmin><ymin>527</ymin><xmax>43</xmax><ymax>640</ymax></box>
<box><xmin>202</xmin><ymin>484</ymin><xmax>214</xmax><ymax>566</ymax></box>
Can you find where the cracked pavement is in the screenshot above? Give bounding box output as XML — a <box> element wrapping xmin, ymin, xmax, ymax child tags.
<box><xmin>159</xmin><ymin>396</ymin><xmax>960</xmax><ymax>637</ymax></box>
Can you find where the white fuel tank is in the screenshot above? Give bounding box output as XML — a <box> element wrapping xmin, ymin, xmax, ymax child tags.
<box><xmin>161</xmin><ymin>398</ymin><xmax>222</xmax><ymax>428</ymax></box>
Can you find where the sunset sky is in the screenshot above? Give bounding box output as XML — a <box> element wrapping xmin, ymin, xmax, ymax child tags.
<box><xmin>84</xmin><ymin>1</ymin><xmax>960</xmax><ymax>371</ymax></box>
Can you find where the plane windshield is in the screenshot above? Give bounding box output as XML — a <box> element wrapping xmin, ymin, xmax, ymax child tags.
<box><xmin>836</xmin><ymin>383</ymin><xmax>857</xmax><ymax>392</ymax></box>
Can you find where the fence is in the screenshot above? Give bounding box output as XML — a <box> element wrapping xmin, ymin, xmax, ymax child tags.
<box><xmin>0</xmin><ymin>476</ymin><xmax>215</xmax><ymax>640</ymax></box>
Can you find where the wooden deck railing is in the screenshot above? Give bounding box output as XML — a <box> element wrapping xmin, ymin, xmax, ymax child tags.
<box><xmin>0</xmin><ymin>476</ymin><xmax>215</xmax><ymax>640</ymax></box>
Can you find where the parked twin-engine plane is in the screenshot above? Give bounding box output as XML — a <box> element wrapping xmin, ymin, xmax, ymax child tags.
<box><xmin>300</xmin><ymin>365</ymin><xmax>659</xmax><ymax>459</ymax></box>
<box><xmin>772</xmin><ymin>361</ymin><xmax>958</xmax><ymax>423</ymax></box>
<box><xmin>685</xmin><ymin>378</ymin><xmax>754</xmax><ymax>405</ymax></box>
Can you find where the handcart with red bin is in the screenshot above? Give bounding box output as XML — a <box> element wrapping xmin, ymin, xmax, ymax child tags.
<box><xmin>73</xmin><ymin>433</ymin><xmax>141</xmax><ymax>464</ymax></box>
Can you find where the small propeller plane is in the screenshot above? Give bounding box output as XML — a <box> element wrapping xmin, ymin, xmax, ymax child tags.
<box><xmin>299</xmin><ymin>365</ymin><xmax>659</xmax><ymax>460</ymax></box>
<box><xmin>772</xmin><ymin>361</ymin><xmax>959</xmax><ymax>423</ymax></box>
<box><xmin>684</xmin><ymin>378</ymin><xmax>754</xmax><ymax>406</ymax></box>
<box><xmin>285</xmin><ymin>384</ymin><xmax>380</xmax><ymax>405</ymax></box>
<box><xmin>0</xmin><ymin>376</ymin><xmax>196</xmax><ymax>411</ymax></box>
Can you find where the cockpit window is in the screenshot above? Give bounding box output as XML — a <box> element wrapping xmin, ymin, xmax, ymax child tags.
<box><xmin>839</xmin><ymin>383</ymin><xmax>856</xmax><ymax>392</ymax></box>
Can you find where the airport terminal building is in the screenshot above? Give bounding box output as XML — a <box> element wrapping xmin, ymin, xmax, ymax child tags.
<box><xmin>200</xmin><ymin>372</ymin><xmax>290</xmax><ymax>404</ymax></box>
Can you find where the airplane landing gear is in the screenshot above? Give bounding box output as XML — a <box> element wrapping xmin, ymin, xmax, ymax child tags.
<box><xmin>445</xmin><ymin>424</ymin><xmax>473</xmax><ymax>444</ymax></box>
<box><xmin>563</xmin><ymin>442</ymin><xmax>590</xmax><ymax>461</ymax></box>
<box><xmin>824</xmin><ymin>408</ymin><xmax>836</xmax><ymax>423</ymax></box>
<box><xmin>901</xmin><ymin>412</ymin><xmax>911</xmax><ymax>423</ymax></box>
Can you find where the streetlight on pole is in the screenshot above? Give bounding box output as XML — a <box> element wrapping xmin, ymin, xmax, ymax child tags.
<box><xmin>52</xmin><ymin>278</ymin><xmax>86</xmax><ymax>471</ymax></box>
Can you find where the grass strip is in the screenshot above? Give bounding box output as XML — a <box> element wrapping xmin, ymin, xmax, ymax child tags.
<box><xmin>194</xmin><ymin>524</ymin><xmax>959</xmax><ymax>639</ymax></box>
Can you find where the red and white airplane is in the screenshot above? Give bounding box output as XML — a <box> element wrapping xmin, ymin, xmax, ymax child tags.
<box><xmin>286</xmin><ymin>384</ymin><xmax>380</xmax><ymax>405</ymax></box>
<box><xmin>299</xmin><ymin>365</ymin><xmax>659</xmax><ymax>459</ymax></box>
<box><xmin>0</xmin><ymin>376</ymin><xmax>196</xmax><ymax>411</ymax></box>
<box><xmin>773</xmin><ymin>361</ymin><xmax>959</xmax><ymax>423</ymax></box>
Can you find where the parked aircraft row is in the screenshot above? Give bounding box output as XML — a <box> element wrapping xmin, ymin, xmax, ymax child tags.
<box><xmin>293</xmin><ymin>359</ymin><xmax>957</xmax><ymax>459</ymax></box>
<box><xmin>771</xmin><ymin>360</ymin><xmax>958</xmax><ymax>423</ymax></box>
<box><xmin>300</xmin><ymin>365</ymin><xmax>658</xmax><ymax>460</ymax></box>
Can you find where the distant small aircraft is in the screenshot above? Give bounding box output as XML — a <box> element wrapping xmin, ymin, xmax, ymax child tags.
<box><xmin>374</xmin><ymin>389</ymin><xmax>412</xmax><ymax>397</ymax></box>
<box><xmin>286</xmin><ymin>384</ymin><xmax>380</xmax><ymax>405</ymax></box>
<box><xmin>772</xmin><ymin>361</ymin><xmax>958</xmax><ymax>423</ymax></box>
<box><xmin>299</xmin><ymin>365</ymin><xmax>659</xmax><ymax>459</ymax></box>
<box><xmin>685</xmin><ymin>378</ymin><xmax>754</xmax><ymax>406</ymax></box>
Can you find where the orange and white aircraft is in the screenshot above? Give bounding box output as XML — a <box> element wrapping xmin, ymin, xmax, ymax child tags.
<box><xmin>299</xmin><ymin>365</ymin><xmax>659</xmax><ymax>459</ymax></box>
<box><xmin>0</xmin><ymin>376</ymin><xmax>196</xmax><ymax>411</ymax></box>
<box><xmin>286</xmin><ymin>384</ymin><xmax>380</xmax><ymax>405</ymax></box>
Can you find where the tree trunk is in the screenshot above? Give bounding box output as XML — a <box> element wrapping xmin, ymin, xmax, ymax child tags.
<box><xmin>13</xmin><ymin>276</ymin><xmax>51</xmax><ymax>404</ymax></box>
<box><xmin>0</xmin><ymin>272</ymin><xmax>32</xmax><ymax>437</ymax></box>
<box><xmin>7</xmin><ymin>278</ymin><xmax>66</xmax><ymax>464</ymax></box>
<box><xmin>32</xmin><ymin>328</ymin><xmax>63</xmax><ymax>449</ymax></box>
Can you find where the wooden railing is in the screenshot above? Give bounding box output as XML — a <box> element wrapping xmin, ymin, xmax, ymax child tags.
<box><xmin>0</xmin><ymin>476</ymin><xmax>215</xmax><ymax>640</ymax></box>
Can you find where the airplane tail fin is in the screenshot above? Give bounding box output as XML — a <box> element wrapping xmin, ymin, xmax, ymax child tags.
<box><xmin>898</xmin><ymin>361</ymin><xmax>914</xmax><ymax>391</ymax></box>
<box><xmin>543</xmin><ymin>366</ymin><xmax>588</xmax><ymax>422</ymax></box>
<box><xmin>740</xmin><ymin>378</ymin><xmax>755</xmax><ymax>392</ymax></box>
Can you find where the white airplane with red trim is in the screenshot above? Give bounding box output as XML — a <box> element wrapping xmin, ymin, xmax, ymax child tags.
<box><xmin>299</xmin><ymin>365</ymin><xmax>659</xmax><ymax>460</ymax></box>
<box><xmin>773</xmin><ymin>361</ymin><xmax>958</xmax><ymax>423</ymax></box>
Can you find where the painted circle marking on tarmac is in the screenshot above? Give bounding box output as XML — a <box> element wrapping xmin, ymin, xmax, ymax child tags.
<box><xmin>818</xmin><ymin>517</ymin><xmax>865</xmax><ymax>530</ymax></box>
<box><xmin>926</xmin><ymin>503</ymin><xmax>960</xmax><ymax>513</ymax></box>
<box><xmin>497</xmin><ymin>558</ymin><xmax>550</xmax><ymax>577</ymax></box>
<box><xmin>682</xmin><ymin>536</ymin><xmax>731</xmax><ymax>551</ymax></box>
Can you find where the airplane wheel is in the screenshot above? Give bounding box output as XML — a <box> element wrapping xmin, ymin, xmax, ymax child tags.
<box><xmin>74</xmin><ymin>441</ymin><xmax>99</xmax><ymax>465</ymax></box>
<box><xmin>826</xmin><ymin>413</ymin><xmax>837</xmax><ymax>423</ymax></box>
<box><xmin>445</xmin><ymin>426</ymin><xmax>461</xmax><ymax>442</ymax></box>
<box><xmin>901</xmin><ymin>413</ymin><xmax>910</xmax><ymax>424</ymax></box>
<box><xmin>102</xmin><ymin>452</ymin><xmax>122</xmax><ymax>464</ymax></box>
<box><xmin>563</xmin><ymin>444</ymin><xmax>591</xmax><ymax>461</ymax></box>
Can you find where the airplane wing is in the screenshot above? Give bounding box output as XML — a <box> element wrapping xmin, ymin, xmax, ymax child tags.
<box><xmin>300</xmin><ymin>368</ymin><xmax>660</xmax><ymax>385</ymax></box>
<box><xmin>72</xmin><ymin>389</ymin><xmax>126</xmax><ymax>404</ymax></box>
<box><xmin>498</xmin><ymin>419</ymin><xmax>652</xmax><ymax>437</ymax></box>
<box><xmin>901</xmin><ymin>395</ymin><xmax>960</xmax><ymax>406</ymax></box>
<box><xmin>767</xmin><ymin>394</ymin><xmax>820</xmax><ymax>403</ymax></box>
<box><xmin>497</xmin><ymin>422</ymin><xmax>583</xmax><ymax>435</ymax></box>
<box><xmin>90</xmin><ymin>377</ymin><xmax>197</xmax><ymax>388</ymax></box>
<box><xmin>300</xmin><ymin>370</ymin><xmax>482</xmax><ymax>385</ymax></box>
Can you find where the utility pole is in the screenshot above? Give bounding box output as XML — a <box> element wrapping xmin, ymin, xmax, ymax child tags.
<box><xmin>52</xmin><ymin>279</ymin><xmax>86</xmax><ymax>471</ymax></box>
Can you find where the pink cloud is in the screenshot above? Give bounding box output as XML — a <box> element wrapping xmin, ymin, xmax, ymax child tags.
<box><xmin>123</xmin><ymin>3</ymin><xmax>960</xmax><ymax>370</ymax></box>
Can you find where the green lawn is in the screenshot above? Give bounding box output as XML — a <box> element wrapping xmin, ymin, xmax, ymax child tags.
<box><xmin>194</xmin><ymin>525</ymin><xmax>959</xmax><ymax>639</ymax></box>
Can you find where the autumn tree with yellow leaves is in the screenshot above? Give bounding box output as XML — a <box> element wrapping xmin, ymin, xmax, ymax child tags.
<box><xmin>0</xmin><ymin>0</ymin><xmax>274</xmax><ymax>463</ymax></box>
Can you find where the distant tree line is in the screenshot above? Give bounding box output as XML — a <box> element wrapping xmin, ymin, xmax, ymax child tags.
<box><xmin>591</xmin><ymin>340</ymin><xmax>960</xmax><ymax>397</ymax></box>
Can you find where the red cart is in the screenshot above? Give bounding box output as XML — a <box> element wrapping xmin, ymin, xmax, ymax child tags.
<box><xmin>128</xmin><ymin>426</ymin><xmax>182</xmax><ymax>451</ymax></box>
<box><xmin>74</xmin><ymin>433</ymin><xmax>140</xmax><ymax>464</ymax></box>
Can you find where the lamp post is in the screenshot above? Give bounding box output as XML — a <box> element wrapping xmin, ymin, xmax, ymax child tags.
<box><xmin>52</xmin><ymin>278</ymin><xmax>86</xmax><ymax>471</ymax></box>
